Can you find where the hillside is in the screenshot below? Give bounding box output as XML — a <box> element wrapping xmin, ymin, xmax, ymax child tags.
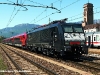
<box><xmin>0</xmin><ymin>23</ymin><xmax>40</xmax><ymax>38</ymax></box>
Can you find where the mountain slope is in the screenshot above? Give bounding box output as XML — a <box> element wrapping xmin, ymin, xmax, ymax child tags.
<box><xmin>0</xmin><ymin>23</ymin><xmax>40</xmax><ymax>38</ymax></box>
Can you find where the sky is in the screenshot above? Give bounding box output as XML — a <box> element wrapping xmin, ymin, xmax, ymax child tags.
<box><xmin>0</xmin><ymin>0</ymin><xmax>100</xmax><ymax>29</ymax></box>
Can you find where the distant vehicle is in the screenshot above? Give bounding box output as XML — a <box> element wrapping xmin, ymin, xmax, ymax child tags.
<box><xmin>85</xmin><ymin>31</ymin><xmax>100</xmax><ymax>48</ymax></box>
<box><xmin>2</xmin><ymin>18</ymin><xmax>88</xmax><ymax>58</ymax></box>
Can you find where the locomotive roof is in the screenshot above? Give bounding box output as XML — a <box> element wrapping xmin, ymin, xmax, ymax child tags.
<box><xmin>27</xmin><ymin>22</ymin><xmax>82</xmax><ymax>34</ymax></box>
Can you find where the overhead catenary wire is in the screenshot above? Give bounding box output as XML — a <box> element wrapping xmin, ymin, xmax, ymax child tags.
<box><xmin>29</xmin><ymin>0</ymin><xmax>62</xmax><ymax>23</ymax></box>
<box><xmin>0</xmin><ymin>2</ymin><xmax>28</xmax><ymax>11</ymax></box>
<box><xmin>20</xmin><ymin>0</ymin><xmax>61</xmax><ymax>13</ymax></box>
<box><xmin>32</xmin><ymin>0</ymin><xmax>100</xmax><ymax>24</ymax></box>
<box><xmin>1</xmin><ymin>0</ymin><xmax>62</xmax><ymax>24</ymax></box>
<box><xmin>60</xmin><ymin>0</ymin><xmax>80</xmax><ymax>10</ymax></box>
<box><xmin>6</xmin><ymin>0</ymin><xmax>14</xmax><ymax>3</ymax></box>
<box><xmin>2</xmin><ymin>0</ymin><xmax>100</xmax><ymax>29</ymax></box>
<box><xmin>59</xmin><ymin>0</ymin><xmax>62</xmax><ymax>8</ymax></box>
<box><xmin>0</xmin><ymin>0</ymin><xmax>62</xmax><ymax>29</ymax></box>
<box><xmin>27</xmin><ymin>0</ymin><xmax>47</xmax><ymax>6</ymax></box>
<box><xmin>68</xmin><ymin>10</ymin><xmax>100</xmax><ymax>22</ymax></box>
<box><xmin>68</xmin><ymin>6</ymin><xmax>100</xmax><ymax>22</ymax></box>
<box><xmin>6</xmin><ymin>0</ymin><xmax>27</xmax><ymax>28</ymax></box>
<box><xmin>32</xmin><ymin>0</ymin><xmax>80</xmax><ymax>24</ymax></box>
<box><xmin>62</xmin><ymin>5</ymin><xmax>100</xmax><ymax>22</ymax></box>
<box><xmin>0</xmin><ymin>0</ymin><xmax>60</xmax><ymax>12</ymax></box>
<box><xmin>6</xmin><ymin>6</ymin><xmax>16</xmax><ymax>27</ymax></box>
<box><xmin>22</xmin><ymin>4</ymin><xmax>61</xmax><ymax>13</ymax></box>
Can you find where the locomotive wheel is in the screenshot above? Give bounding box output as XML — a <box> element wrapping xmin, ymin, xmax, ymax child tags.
<box><xmin>54</xmin><ymin>51</ymin><xmax>60</xmax><ymax>59</ymax></box>
<box><xmin>60</xmin><ymin>50</ymin><xmax>65</xmax><ymax>58</ymax></box>
<box><xmin>31</xmin><ymin>47</ymin><xmax>35</xmax><ymax>52</ymax></box>
<box><xmin>46</xmin><ymin>49</ymin><xmax>49</xmax><ymax>56</ymax></box>
<box><xmin>42</xmin><ymin>48</ymin><xmax>46</xmax><ymax>55</ymax></box>
<box><xmin>33</xmin><ymin>47</ymin><xmax>37</xmax><ymax>52</ymax></box>
<box><xmin>49</xmin><ymin>49</ymin><xmax>54</xmax><ymax>56</ymax></box>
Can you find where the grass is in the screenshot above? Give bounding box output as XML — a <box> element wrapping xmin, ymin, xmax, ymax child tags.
<box><xmin>0</xmin><ymin>54</ymin><xmax>7</xmax><ymax>75</ymax></box>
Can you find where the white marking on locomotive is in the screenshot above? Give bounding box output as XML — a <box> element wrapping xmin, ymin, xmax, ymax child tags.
<box><xmin>64</xmin><ymin>33</ymin><xmax>85</xmax><ymax>41</ymax></box>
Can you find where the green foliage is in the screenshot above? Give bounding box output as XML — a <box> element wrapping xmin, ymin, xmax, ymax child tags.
<box><xmin>0</xmin><ymin>54</ymin><xmax>7</xmax><ymax>75</ymax></box>
<box><xmin>0</xmin><ymin>36</ymin><xmax>6</xmax><ymax>42</ymax></box>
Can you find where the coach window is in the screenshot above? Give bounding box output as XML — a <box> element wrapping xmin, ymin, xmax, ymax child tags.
<box><xmin>96</xmin><ymin>35</ymin><xmax>100</xmax><ymax>41</ymax></box>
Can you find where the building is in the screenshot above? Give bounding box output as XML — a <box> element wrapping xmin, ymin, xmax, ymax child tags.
<box><xmin>82</xmin><ymin>2</ymin><xmax>100</xmax><ymax>33</ymax></box>
<box><xmin>84</xmin><ymin>24</ymin><xmax>100</xmax><ymax>33</ymax></box>
<box><xmin>82</xmin><ymin>2</ymin><xmax>94</xmax><ymax>27</ymax></box>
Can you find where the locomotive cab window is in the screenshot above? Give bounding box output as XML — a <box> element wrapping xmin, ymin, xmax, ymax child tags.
<box><xmin>73</xmin><ymin>25</ymin><xmax>83</xmax><ymax>32</ymax></box>
<box><xmin>62</xmin><ymin>25</ymin><xmax>73</xmax><ymax>32</ymax></box>
<box><xmin>62</xmin><ymin>24</ymin><xmax>83</xmax><ymax>33</ymax></box>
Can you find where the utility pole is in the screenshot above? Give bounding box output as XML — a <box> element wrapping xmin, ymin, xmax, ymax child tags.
<box><xmin>17</xmin><ymin>0</ymin><xmax>18</xmax><ymax>4</ymax></box>
<box><xmin>49</xmin><ymin>18</ymin><xmax>50</xmax><ymax>24</ymax></box>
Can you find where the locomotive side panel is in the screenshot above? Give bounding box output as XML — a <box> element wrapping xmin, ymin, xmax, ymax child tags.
<box><xmin>26</xmin><ymin>26</ymin><xmax>62</xmax><ymax>51</ymax></box>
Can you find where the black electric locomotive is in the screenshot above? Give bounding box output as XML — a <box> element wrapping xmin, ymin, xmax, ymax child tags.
<box><xmin>26</xmin><ymin>18</ymin><xmax>88</xmax><ymax>57</ymax></box>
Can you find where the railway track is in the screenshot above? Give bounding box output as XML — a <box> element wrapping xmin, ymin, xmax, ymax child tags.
<box><xmin>68</xmin><ymin>59</ymin><xmax>100</xmax><ymax>74</ymax></box>
<box><xmin>61</xmin><ymin>55</ymin><xmax>100</xmax><ymax>75</ymax></box>
<box><xmin>0</xmin><ymin>44</ymin><xmax>57</xmax><ymax>75</ymax></box>
<box><xmin>2</xmin><ymin>44</ymin><xmax>100</xmax><ymax>75</ymax></box>
<box><xmin>0</xmin><ymin>46</ymin><xmax>22</xmax><ymax>75</ymax></box>
<box><xmin>2</xmin><ymin>44</ymin><xmax>94</xmax><ymax>75</ymax></box>
<box><xmin>78</xmin><ymin>55</ymin><xmax>100</xmax><ymax>74</ymax></box>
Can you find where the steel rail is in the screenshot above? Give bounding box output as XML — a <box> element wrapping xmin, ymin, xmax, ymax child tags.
<box><xmin>0</xmin><ymin>45</ymin><xmax>28</xmax><ymax>75</ymax></box>
<box><xmin>2</xmin><ymin>44</ymin><xmax>58</xmax><ymax>75</ymax></box>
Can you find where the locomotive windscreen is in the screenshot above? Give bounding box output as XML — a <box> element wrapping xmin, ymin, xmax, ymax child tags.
<box><xmin>62</xmin><ymin>25</ymin><xmax>73</xmax><ymax>32</ymax></box>
<box><xmin>73</xmin><ymin>25</ymin><xmax>83</xmax><ymax>32</ymax></box>
<box><xmin>62</xmin><ymin>24</ymin><xmax>83</xmax><ymax>33</ymax></box>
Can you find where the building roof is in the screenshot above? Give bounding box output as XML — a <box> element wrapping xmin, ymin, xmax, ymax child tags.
<box><xmin>84</xmin><ymin>24</ymin><xmax>100</xmax><ymax>30</ymax></box>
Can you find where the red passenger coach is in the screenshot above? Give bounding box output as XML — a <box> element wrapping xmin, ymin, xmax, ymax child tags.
<box><xmin>3</xmin><ymin>37</ymin><xmax>14</xmax><ymax>45</ymax></box>
<box><xmin>13</xmin><ymin>33</ymin><xmax>27</xmax><ymax>47</ymax></box>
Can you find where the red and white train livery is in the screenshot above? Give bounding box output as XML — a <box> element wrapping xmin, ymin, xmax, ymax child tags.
<box><xmin>85</xmin><ymin>31</ymin><xmax>100</xmax><ymax>48</ymax></box>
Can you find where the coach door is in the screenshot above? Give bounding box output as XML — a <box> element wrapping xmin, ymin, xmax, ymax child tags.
<box><xmin>88</xmin><ymin>36</ymin><xmax>91</xmax><ymax>47</ymax></box>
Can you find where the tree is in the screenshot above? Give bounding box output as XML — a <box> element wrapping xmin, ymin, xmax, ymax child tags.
<box><xmin>0</xmin><ymin>36</ymin><xmax>6</xmax><ymax>42</ymax></box>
